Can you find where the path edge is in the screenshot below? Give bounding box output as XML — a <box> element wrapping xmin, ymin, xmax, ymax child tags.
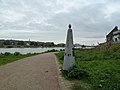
<box><xmin>54</xmin><ymin>53</ymin><xmax>72</xmax><ymax>90</ymax></box>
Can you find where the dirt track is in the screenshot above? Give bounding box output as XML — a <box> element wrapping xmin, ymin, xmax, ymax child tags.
<box><xmin>0</xmin><ymin>53</ymin><xmax>62</xmax><ymax>90</ymax></box>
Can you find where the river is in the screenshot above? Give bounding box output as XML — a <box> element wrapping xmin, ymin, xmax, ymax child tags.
<box><xmin>0</xmin><ymin>47</ymin><xmax>64</xmax><ymax>54</ymax></box>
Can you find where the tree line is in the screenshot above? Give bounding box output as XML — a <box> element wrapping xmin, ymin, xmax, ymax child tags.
<box><xmin>0</xmin><ymin>39</ymin><xmax>65</xmax><ymax>48</ymax></box>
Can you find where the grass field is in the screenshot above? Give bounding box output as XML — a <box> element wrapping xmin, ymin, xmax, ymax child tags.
<box><xmin>0</xmin><ymin>52</ymin><xmax>39</xmax><ymax>66</ymax></box>
<box><xmin>55</xmin><ymin>44</ymin><xmax>120</xmax><ymax>90</ymax></box>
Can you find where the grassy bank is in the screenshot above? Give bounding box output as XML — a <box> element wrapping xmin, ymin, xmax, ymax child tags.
<box><xmin>0</xmin><ymin>49</ymin><xmax>60</xmax><ymax>66</ymax></box>
<box><xmin>0</xmin><ymin>52</ymin><xmax>40</xmax><ymax>66</ymax></box>
<box><xmin>55</xmin><ymin>44</ymin><xmax>120</xmax><ymax>90</ymax></box>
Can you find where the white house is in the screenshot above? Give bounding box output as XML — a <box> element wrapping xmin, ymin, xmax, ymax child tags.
<box><xmin>113</xmin><ymin>30</ymin><xmax>120</xmax><ymax>43</ymax></box>
<box><xmin>106</xmin><ymin>26</ymin><xmax>120</xmax><ymax>44</ymax></box>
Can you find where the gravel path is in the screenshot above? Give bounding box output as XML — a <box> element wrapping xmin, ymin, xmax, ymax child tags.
<box><xmin>0</xmin><ymin>53</ymin><xmax>62</xmax><ymax>90</ymax></box>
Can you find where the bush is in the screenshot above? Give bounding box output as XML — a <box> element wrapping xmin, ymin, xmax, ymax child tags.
<box><xmin>14</xmin><ymin>52</ymin><xmax>20</xmax><ymax>56</ymax></box>
<box><xmin>60</xmin><ymin>49</ymin><xmax>64</xmax><ymax>51</ymax></box>
<box><xmin>45</xmin><ymin>49</ymin><xmax>58</xmax><ymax>53</ymax></box>
<box><xmin>62</xmin><ymin>65</ymin><xmax>89</xmax><ymax>80</ymax></box>
<box><xmin>4</xmin><ymin>52</ymin><xmax>11</xmax><ymax>55</ymax></box>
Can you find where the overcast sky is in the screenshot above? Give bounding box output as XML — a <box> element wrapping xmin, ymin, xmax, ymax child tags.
<box><xmin>0</xmin><ymin>0</ymin><xmax>120</xmax><ymax>45</ymax></box>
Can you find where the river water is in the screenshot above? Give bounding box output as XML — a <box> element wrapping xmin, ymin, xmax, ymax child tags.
<box><xmin>0</xmin><ymin>47</ymin><xmax>64</xmax><ymax>54</ymax></box>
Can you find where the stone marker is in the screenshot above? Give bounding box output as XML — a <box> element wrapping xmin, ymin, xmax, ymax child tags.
<box><xmin>63</xmin><ymin>24</ymin><xmax>75</xmax><ymax>70</ymax></box>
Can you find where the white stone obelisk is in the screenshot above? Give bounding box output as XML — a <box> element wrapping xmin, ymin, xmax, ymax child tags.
<box><xmin>63</xmin><ymin>24</ymin><xmax>75</xmax><ymax>70</ymax></box>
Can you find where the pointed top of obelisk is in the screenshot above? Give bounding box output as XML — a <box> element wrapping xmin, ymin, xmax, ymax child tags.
<box><xmin>68</xmin><ymin>24</ymin><xmax>71</xmax><ymax>29</ymax></box>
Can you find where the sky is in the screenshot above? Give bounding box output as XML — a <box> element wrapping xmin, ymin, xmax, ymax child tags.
<box><xmin>0</xmin><ymin>0</ymin><xmax>120</xmax><ymax>45</ymax></box>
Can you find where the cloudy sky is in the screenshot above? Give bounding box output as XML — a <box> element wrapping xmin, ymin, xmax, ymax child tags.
<box><xmin>0</xmin><ymin>0</ymin><xmax>120</xmax><ymax>45</ymax></box>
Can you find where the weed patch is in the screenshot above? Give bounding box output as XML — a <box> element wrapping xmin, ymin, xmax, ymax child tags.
<box><xmin>61</xmin><ymin>65</ymin><xmax>89</xmax><ymax>80</ymax></box>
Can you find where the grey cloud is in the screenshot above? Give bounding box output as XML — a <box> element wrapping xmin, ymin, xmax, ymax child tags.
<box><xmin>0</xmin><ymin>0</ymin><xmax>120</xmax><ymax>45</ymax></box>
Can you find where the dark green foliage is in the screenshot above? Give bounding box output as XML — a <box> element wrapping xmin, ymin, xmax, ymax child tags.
<box><xmin>4</xmin><ymin>52</ymin><xmax>11</xmax><ymax>55</ymax></box>
<box><xmin>17</xmin><ymin>41</ymin><xmax>25</xmax><ymax>45</ymax></box>
<box><xmin>14</xmin><ymin>52</ymin><xmax>20</xmax><ymax>56</ymax></box>
<box><xmin>3</xmin><ymin>40</ymin><xmax>11</xmax><ymax>45</ymax></box>
<box><xmin>62</xmin><ymin>65</ymin><xmax>89</xmax><ymax>80</ymax></box>
<box><xmin>60</xmin><ymin>49</ymin><xmax>64</xmax><ymax>51</ymax></box>
<box><xmin>45</xmin><ymin>49</ymin><xmax>58</xmax><ymax>52</ymax></box>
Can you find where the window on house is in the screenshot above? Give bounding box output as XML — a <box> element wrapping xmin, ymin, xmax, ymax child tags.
<box><xmin>115</xmin><ymin>38</ymin><xmax>117</xmax><ymax>42</ymax></box>
<box><xmin>118</xmin><ymin>37</ymin><xmax>120</xmax><ymax>39</ymax></box>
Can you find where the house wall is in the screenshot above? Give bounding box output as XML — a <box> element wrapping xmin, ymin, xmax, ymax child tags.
<box><xmin>113</xmin><ymin>30</ymin><xmax>120</xmax><ymax>43</ymax></box>
<box><xmin>106</xmin><ymin>26</ymin><xmax>118</xmax><ymax>43</ymax></box>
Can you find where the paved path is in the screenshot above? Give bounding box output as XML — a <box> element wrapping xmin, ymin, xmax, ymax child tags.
<box><xmin>0</xmin><ymin>53</ymin><xmax>62</xmax><ymax>90</ymax></box>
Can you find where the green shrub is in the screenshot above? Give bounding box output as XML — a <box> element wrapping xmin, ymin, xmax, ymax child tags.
<box><xmin>62</xmin><ymin>65</ymin><xmax>89</xmax><ymax>80</ymax></box>
<box><xmin>14</xmin><ymin>52</ymin><xmax>20</xmax><ymax>56</ymax></box>
<box><xmin>46</xmin><ymin>49</ymin><xmax>58</xmax><ymax>52</ymax></box>
<box><xmin>4</xmin><ymin>52</ymin><xmax>11</xmax><ymax>55</ymax></box>
<box><xmin>60</xmin><ymin>49</ymin><xmax>64</xmax><ymax>51</ymax></box>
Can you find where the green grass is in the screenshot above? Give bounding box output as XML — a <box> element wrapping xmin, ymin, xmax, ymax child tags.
<box><xmin>0</xmin><ymin>52</ymin><xmax>40</xmax><ymax>66</ymax></box>
<box><xmin>55</xmin><ymin>44</ymin><xmax>120</xmax><ymax>90</ymax></box>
